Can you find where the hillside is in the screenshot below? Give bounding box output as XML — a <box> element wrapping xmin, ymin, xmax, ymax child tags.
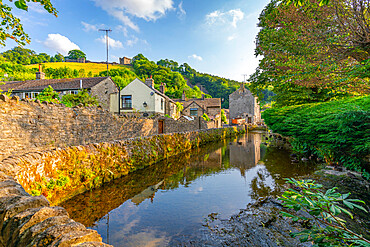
<box><xmin>26</xmin><ymin>62</ymin><xmax>132</xmax><ymax>75</ymax></box>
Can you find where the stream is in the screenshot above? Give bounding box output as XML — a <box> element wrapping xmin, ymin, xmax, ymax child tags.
<box><xmin>60</xmin><ymin>132</ymin><xmax>318</xmax><ymax>246</ymax></box>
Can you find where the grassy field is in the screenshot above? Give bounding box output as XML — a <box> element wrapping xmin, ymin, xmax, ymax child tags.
<box><xmin>26</xmin><ymin>62</ymin><xmax>133</xmax><ymax>75</ymax></box>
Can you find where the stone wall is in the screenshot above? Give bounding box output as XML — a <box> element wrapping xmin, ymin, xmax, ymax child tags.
<box><xmin>0</xmin><ymin>126</ymin><xmax>244</xmax><ymax>247</ymax></box>
<box><xmin>0</xmin><ymin>97</ymin><xmax>158</xmax><ymax>161</ymax></box>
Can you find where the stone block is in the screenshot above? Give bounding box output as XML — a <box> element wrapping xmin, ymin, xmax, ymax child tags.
<box><xmin>0</xmin><ymin>95</ymin><xmax>9</xmax><ymax>102</ymax></box>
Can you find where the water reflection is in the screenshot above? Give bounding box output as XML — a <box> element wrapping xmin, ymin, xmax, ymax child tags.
<box><xmin>60</xmin><ymin>133</ymin><xmax>317</xmax><ymax>246</ymax></box>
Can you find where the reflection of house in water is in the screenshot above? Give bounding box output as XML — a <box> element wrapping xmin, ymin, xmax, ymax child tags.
<box><xmin>131</xmin><ymin>180</ymin><xmax>164</xmax><ymax>205</ymax></box>
<box><xmin>229</xmin><ymin>134</ymin><xmax>262</xmax><ymax>176</ymax></box>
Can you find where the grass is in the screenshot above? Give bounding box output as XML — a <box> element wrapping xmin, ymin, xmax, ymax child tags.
<box><xmin>26</xmin><ymin>62</ymin><xmax>133</xmax><ymax>75</ymax></box>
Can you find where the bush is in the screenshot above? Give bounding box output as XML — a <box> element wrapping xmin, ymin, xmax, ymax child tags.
<box><xmin>61</xmin><ymin>89</ymin><xmax>99</xmax><ymax>107</ymax></box>
<box><xmin>280</xmin><ymin>178</ymin><xmax>369</xmax><ymax>246</ymax></box>
<box><xmin>36</xmin><ymin>85</ymin><xmax>60</xmax><ymax>104</ymax></box>
<box><xmin>262</xmin><ymin>96</ymin><xmax>370</xmax><ymax>177</ymax></box>
<box><xmin>202</xmin><ymin>113</ymin><xmax>211</xmax><ymax>121</ymax></box>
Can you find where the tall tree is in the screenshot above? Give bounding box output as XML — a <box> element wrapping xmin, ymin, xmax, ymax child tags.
<box><xmin>66</xmin><ymin>50</ymin><xmax>86</xmax><ymax>60</ymax></box>
<box><xmin>0</xmin><ymin>0</ymin><xmax>57</xmax><ymax>46</ymax></box>
<box><xmin>249</xmin><ymin>0</ymin><xmax>370</xmax><ymax>106</ymax></box>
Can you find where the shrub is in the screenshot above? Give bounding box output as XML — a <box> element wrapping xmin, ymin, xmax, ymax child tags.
<box><xmin>280</xmin><ymin>178</ymin><xmax>369</xmax><ymax>246</ymax></box>
<box><xmin>36</xmin><ymin>85</ymin><xmax>60</xmax><ymax>104</ymax></box>
<box><xmin>61</xmin><ymin>89</ymin><xmax>99</xmax><ymax>107</ymax></box>
<box><xmin>202</xmin><ymin>113</ymin><xmax>211</xmax><ymax>121</ymax></box>
<box><xmin>262</xmin><ymin>96</ymin><xmax>370</xmax><ymax>178</ymax></box>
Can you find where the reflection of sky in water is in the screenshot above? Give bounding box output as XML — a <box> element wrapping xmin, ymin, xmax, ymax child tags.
<box><xmin>66</xmin><ymin>133</ymin><xmax>317</xmax><ymax>247</ymax></box>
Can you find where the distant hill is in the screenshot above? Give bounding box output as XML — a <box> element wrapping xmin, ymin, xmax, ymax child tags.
<box><xmin>26</xmin><ymin>62</ymin><xmax>132</xmax><ymax>75</ymax></box>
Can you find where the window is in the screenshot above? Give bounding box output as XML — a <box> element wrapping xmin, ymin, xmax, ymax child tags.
<box><xmin>70</xmin><ymin>90</ymin><xmax>79</xmax><ymax>95</ymax></box>
<box><xmin>32</xmin><ymin>92</ymin><xmax>39</xmax><ymax>98</ymax></box>
<box><xmin>190</xmin><ymin>108</ymin><xmax>198</xmax><ymax>116</ymax></box>
<box><xmin>122</xmin><ymin>95</ymin><xmax>132</xmax><ymax>109</ymax></box>
<box><xmin>161</xmin><ymin>99</ymin><xmax>164</xmax><ymax>110</ymax></box>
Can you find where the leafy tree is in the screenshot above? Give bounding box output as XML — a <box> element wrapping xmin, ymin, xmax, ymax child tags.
<box><xmin>66</xmin><ymin>50</ymin><xmax>86</xmax><ymax>60</ymax></box>
<box><xmin>61</xmin><ymin>89</ymin><xmax>99</xmax><ymax>107</ymax></box>
<box><xmin>98</xmin><ymin>68</ymin><xmax>137</xmax><ymax>89</ymax></box>
<box><xmin>0</xmin><ymin>0</ymin><xmax>57</xmax><ymax>46</ymax></box>
<box><xmin>221</xmin><ymin>109</ymin><xmax>227</xmax><ymax>124</ymax></box>
<box><xmin>53</xmin><ymin>53</ymin><xmax>65</xmax><ymax>62</ymax></box>
<box><xmin>202</xmin><ymin>113</ymin><xmax>211</xmax><ymax>121</ymax></box>
<box><xmin>36</xmin><ymin>85</ymin><xmax>60</xmax><ymax>103</ymax></box>
<box><xmin>249</xmin><ymin>0</ymin><xmax>370</xmax><ymax>106</ymax></box>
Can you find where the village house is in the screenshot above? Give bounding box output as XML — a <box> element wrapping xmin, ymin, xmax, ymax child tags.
<box><xmin>174</xmin><ymin>92</ymin><xmax>222</xmax><ymax>127</ymax></box>
<box><xmin>119</xmin><ymin>57</ymin><xmax>132</xmax><ymax>65</ymax></box>
<box><xmin>229</xmin><ymin>83</ymin><xmax>261</xmax><ymax>124</ymax></box>
<box><xmin>0</xmin><ymin>70</ymin><xmax>118</xmax><ymax>111</ymax></box>
<box><xmin>110</xmin><ymin>77</ymin><xmax>177</xmax><ymax>118</ymax></box>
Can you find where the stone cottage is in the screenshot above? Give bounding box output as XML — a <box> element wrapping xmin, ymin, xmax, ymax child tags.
<box><xmin>174</xmin><ymin>92</ymin><xmax>222</xmax><ymax>127</ymax></box>
<box><xmin>110</xmin><ymin>77</ymin><xmax>177</xmax><ymax>118</ymax></box>
<box><xmin>0</xmin><ymin>74</ymin><xmax>118</xmax><ymax>111</ymax></box>
<box><xmin>229</xmin><ymin>83</ymin><xmax>261</xmax><ymax>124</ymax></box>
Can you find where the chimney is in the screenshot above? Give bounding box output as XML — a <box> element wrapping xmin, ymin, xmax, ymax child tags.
<box><xmin>80</xmin><ymin>80</ymin><xmax>83</xmax><ymax>89</ymax></box>
<box><xmin>36</xmin><ymin>64</ymin><xmax>45</xmax><ymax>80</ymax></box>
<box><xmin>159</xmin><ymin>83</ymin><xmax>166</xmax><ymax>94</ymax></box>
<box><xmin>145</xmin><ymin>75</ymin><xmax>154</xmax><ymax>88</ymax></box>
<box><xmin>201</xmin><ymin>94</ymin><xmax>205</xmax><ymax>100</ymax></box>
<box><xmin>240</xmin><ymin>82</ymin><xmax>245</xmax><ymax>92</ymax></box>
<box><xmin>181</xmin><ymin>91</ymin><xmax>186</xmax><ymax>101</ymax></box>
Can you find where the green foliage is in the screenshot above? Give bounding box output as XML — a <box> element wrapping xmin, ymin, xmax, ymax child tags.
<box><xmin>66</xmin><ymin>50</ymin><xmax>86</xmax><ymax>60</ymax></box>
<box><xmin>280</xmin><ymin>178</ymin><xmax>369</xmax><ymax>246</ymax></box>
<box><xmin>36</xmin><ymin>85</ymin><xmax>60</xmax><ymax>104</ymax></box>
<box><xmin>221</xmin><ymin>109</ymin><xmax>227</xmax><ymax>124</ymax></box>
<box><xmin>262</xmin><ymin>96</ymin><xmax>370</xmax><ymax>177</ymax></box>
<box><xmin>44</xmin><ymin>66</ymin><xmax>80</xmax><ymax>79</ymax></box>
<box><xmin>250</xmin><ymin>0</ymin><xmax>369</xmax><ymax>107</ymax></box>
<box><xmin>61</xmin><ymin>89</ymin><xmax>99</xmax><ymax>107</ymax></box>
<box><xmin>202</xmin><ymin>113</ymin><xmax>211</xmax><ymax>121</ymax></box>
<box><xmin>0</xmin><ymin>0</ymin><xmax>57</xmax><ymax>46</ymax></box>
<box><xmin>1</xmin><ymin>47</ymin><xmax>65</xmax><ymax>65</ymax></box>
<box><xmin>98</xmin><ymin>67</ymin><xmax>137</xmax><ymax>89</ymax></box>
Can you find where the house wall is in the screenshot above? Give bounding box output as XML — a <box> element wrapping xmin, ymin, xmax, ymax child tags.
<box><xmin>229</xmin><ymin>88</ymin><xmax>261</xmax><ymax>123</ymax></box>
<box><xmin>110</xmin><ymin>78</ymin><xmax>164</xmax><ymax>115</ymax></box>
<box><xmin>90</xmin><ymin>78</ymin><xmax>119</xmax><ymax>111</ymax></box>
<box><xmin>182</xmin><ymin>102</ymin><xmax>205</xmax><ymax>117</ymax></box>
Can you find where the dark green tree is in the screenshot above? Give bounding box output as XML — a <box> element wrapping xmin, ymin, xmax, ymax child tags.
<box><xmin>66</xmin><ymin>50</ymin><xmax>86</xmax><ymax>60</ymax></box>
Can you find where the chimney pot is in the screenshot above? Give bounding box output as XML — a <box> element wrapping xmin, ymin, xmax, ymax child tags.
<box><xmin>145</xmin><ymin>77</ymin><xmax>154</xmax><ymax>88</ymax></box>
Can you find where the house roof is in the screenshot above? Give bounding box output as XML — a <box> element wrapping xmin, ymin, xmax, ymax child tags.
<box><xmin>175</xmin><ymin>97</ymin><xmax>221</xmax><ymax>109</ymax></box>
<box><xmin>0</xmin><ymin>77</ymin><xmax>115</xmax><ymax>92</ymax></box>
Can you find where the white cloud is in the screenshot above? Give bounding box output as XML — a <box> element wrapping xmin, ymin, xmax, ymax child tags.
<box><xmin>28</xmin><ymin>2</ymin><xmax>48</xmax><ymax>14</ymax></box>
<box><xmin>126</xmin><ymin>36</ymin><xmax>138</xmax><ymax>47</ymax></box>
<box><xmin>43</xmin><ymin>34</ymin><xmax>80</xmax><ymax>55</ymax></box>
<box><xmin>91</xmin><ymin>0</ymin><xmax>175</xmax><ymax>31</ymax></box>
<box><xmin>206</xmin><ymin>9</ymin><xmax>244</xmax><ymax>28</ymax></box>
<box><xmin>116</xmin><ymin>25</ymin><xmax>129</xmax><ymax>37</ymax></box>
<box><xmin>227</xmin><ymin>34</ymin><xmax>238</xmax><ymax>41</ymax></box>
<box><xmin>81</xmin><ymin>21</ymin><xmax>99</xmax><ymax>32</ymax></box>
<box><xmin>177</xmin><ymin>1</ymin><xmax>186</xmax><ymax>20</ymax></box>
<box><xmin>188</xmin><ymin>54</ymin><xmax>203</xmax><ymax>61</ymax></box>
<box><xmin>97</xmin><ymin>35</ymin><xmax>123</xmax><ymax>49</ymax></box>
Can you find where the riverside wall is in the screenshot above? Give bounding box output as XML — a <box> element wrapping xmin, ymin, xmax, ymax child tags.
<box><xmin>0</xmin><ymin>95</ymin><xmax>245</xmax><ymax>246</ymax></box>
<box><xmin>0</xmin><ymin>96</ymin><xmax>217</xmax><ymax>161</ymax></box>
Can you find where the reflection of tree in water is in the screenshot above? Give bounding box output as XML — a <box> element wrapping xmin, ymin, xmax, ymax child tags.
<box><xmin>248</xmin><ymin>146</ymin><xmax>318</xmax><ymax>200</ymax></box>
<box><xmin>250</xmin><ymin>168</ymin><xmax>274</xmax><ymax>200</ymax></box>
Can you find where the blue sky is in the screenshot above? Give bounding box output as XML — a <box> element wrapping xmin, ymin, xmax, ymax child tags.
<box><xmin>1</xmin><ymin>0</ymin><xmax>270</xmax><ymax>81</ymax></box>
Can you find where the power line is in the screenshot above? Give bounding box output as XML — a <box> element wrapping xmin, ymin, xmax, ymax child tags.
<box><xmin>99</xmin><ymin>29</ymin><xmax>112</xmax><ymax>76</ymax></box>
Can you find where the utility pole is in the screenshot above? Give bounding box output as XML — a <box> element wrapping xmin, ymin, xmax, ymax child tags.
<box><xmin>99</xmin><ymin>29</ymin><xmax>112</xmax><ymax>76</ymax></box>
<box><xmin>242</xmin><ymin>74</ymin><xmax>248</xmax><ymax>83</ymax></box>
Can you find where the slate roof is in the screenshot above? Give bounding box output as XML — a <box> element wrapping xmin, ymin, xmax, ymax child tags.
<box><xmin>174</xmin><ymin>97</ymin><xmax>221</xmax><ymax>109</ymax></box>
<box><xmin>0</xmin><ymin>77</ymin><xmax>113</xmax><ymax>92</ymax></box>
<box><xmin>138</xmin><ymin>78</ymin><xmax>175</xmax><ymax>104</ymax></box>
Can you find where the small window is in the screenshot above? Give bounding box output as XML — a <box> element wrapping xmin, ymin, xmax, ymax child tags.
<box><xmin>190</xmin><ymin>108</ymin><xmax>198</xmax><ymax>117</ymax></box>
<box><xmin>70</xmin><ymin>90</ymin><xmax>79</xmax><ymax>95</ymax></box>
<box><xmin>161</xmin><ymin>98</ymin><xmax>164</xmax><ymax>110</ymax></box>
<box><xmin>32</xmin><ymin>92</ymin><xmax>39</xmax><ymax>98</ymax></box>
<box><xmin>122</xmin><ymin>95</ymin><xmax>132</xmax><ymax>109</ymax></box>
<box><xmin>24</xmin><ymin>92</ymin><xmax>31</xmax><ymax>99</ymax></box>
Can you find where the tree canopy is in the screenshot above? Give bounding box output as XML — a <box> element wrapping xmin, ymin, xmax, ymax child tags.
<box><xmin>67</xmin><ymin>50</ymin><xmax>86</xmax><ymax>60</ymax></box>
<box><xmin>249</xmin><ymin>0</ymin><xmax>370</xmax><ymax>106</ymax></box>
<box><xmin>0</xmin><ymin>0</ymin><xmax>57</xmax><ymax>46</ymax></box>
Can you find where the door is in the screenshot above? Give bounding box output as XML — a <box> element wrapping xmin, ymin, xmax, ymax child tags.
<box><xmin>158</xmin><ymin>120</ymin><xmax>164</xmax><ymax>134</ymax></box>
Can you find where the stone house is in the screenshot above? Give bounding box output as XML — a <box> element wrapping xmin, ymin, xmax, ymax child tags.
<box><xmin>229</xmin><ymin>84</ymin><xmax>261</xmax><ymax>124</ymax></box>
<box><xmin>110</xmin><ymin>77</ymin><xmax>177</xmax><ymax>118</ymax></box>
<box><xmin>174</xmin><ymin>92</ymin><xmax>222</xmax><ymax>127</ymax></box>
<box><xmin>0</xmin><ymin>73</ymin><xmax>118</xmax><ymax>111</ymax></box>
<box><xmin>119</xmin><ymin>57</ymin><xmax>132</xmax><ymax>65</ymax></box>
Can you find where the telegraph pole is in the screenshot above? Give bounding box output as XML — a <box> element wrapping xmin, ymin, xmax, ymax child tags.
<box><xmin>99</xmin><ymin>29</ymin><xmax>112</xmax><ymax>76</ymax></box>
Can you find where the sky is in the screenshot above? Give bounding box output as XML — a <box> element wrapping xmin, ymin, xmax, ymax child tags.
<box><xmin>1</xmin><ymin>0</ymin><xmax>270</xmax><ymax>81</ymax></box>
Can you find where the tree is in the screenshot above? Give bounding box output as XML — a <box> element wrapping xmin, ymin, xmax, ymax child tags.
<box><xmin>0</xmin><ymin>0</ymin><xmax>57</xmax><ymax>46</ymax></box>
<box><xmin>61</xmin><ymin>89</ymin><xmax>99</xmax><ymax>107</ymax></box>
<box><xmin>249</xmin><ymin>0</ymin><xmax>370</xmax><ymax>107</ymax></box>
<box><xmin>36</xmin><ymin>85</ymin><xmax>60</xmax><ymax>104</ymax></box>
<box><xmin>54</xmin><ymin>53</ymin><xmax>65</xmax><ymax>62</ymax></box>
<box><xmin>66</xmin><ymin>50</ymin><xmax>86</xmax><ymax>60</ymax></box>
